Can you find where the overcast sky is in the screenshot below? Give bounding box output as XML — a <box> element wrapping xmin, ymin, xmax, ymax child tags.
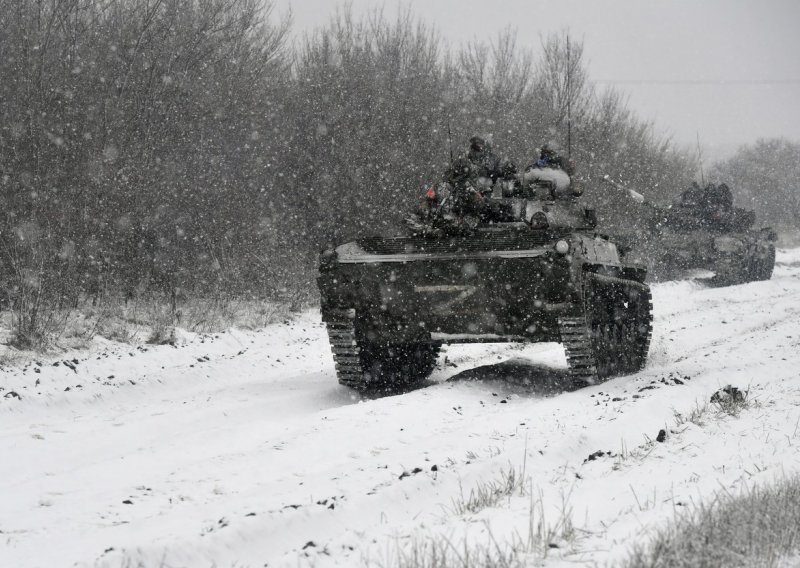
<box><xmin>274</xmin><ymin>0</ymin><xmax>800</xmax><ymax>159</ymax></box>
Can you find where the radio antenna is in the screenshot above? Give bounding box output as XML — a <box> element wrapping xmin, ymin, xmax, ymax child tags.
<box><xmin>566</xmin><ymin>34</ymin><xmax>572</xmax><ymax>159</ymax></box>
<box><xmin>696</xmin><ymin>132</ymin><xmax>705</xmax><ymax>186</ymax></box>
<box><xmin>447</xmin><ymin>120</ymin><xmax>454</xmax><ymax>164</ymax></box>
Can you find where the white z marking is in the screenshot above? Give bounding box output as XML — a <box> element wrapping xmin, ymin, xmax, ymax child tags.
<box><xmin>413</xmin><ymin>285</ymin><xmax>478</xmax><ymax>316</ymax></box>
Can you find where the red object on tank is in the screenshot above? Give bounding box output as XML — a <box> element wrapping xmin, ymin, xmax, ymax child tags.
<box><xmin>425</xmin><ymin>186</ymin><xmax>437</xmax><ymax>200</ymax></box>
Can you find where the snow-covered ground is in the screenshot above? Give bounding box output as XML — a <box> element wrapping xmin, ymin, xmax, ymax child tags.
<box><xmin>2</xmin><ymin>249</ymin><xmax>800</xmax><ymax>568</ymax></box>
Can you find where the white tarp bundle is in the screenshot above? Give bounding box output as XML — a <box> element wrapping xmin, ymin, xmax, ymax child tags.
<box><xmin>521</xmin><ymin>167</ymin><xmax>572</xmax><ymax>195</ymax></box>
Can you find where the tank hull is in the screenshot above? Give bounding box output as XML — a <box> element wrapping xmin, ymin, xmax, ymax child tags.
<box><xmin>320</xmin><ymin>246</ymin><xmax>573</xmax><ymax>343</ymax></box>
<box><xmin>318</xmin><ymin>230</ymin><xmax>653</xmax><ymax>391</ymax></box>
<box><xmin>622</xmin><ymin>226</ymin><xmax>776</xmax><ymax>285</ymax></box>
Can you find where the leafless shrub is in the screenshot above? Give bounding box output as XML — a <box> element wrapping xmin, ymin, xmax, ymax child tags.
<box><xmin>450</xmin><ymin>467</ymin><xmax>527</xmax><ymax>515</ymax></box>
<box><xmin>390</xmin><ymin>531</ymin><xmax>525</xmax><ymax>568</ymax></box>
<box><xmin>43</xmin><ymin>293</ymin><xmax>295</xmax><ymax>348</ymax></box>
<box><xmin>0</xmin><ymin>230</ymin><xmax>77</xmax><ymax>349</ymax></box>
<box><xmin>673</xmin><ymin>401</ymin><xmax>710</xmax><ymax>427</ymax></box>
<box><xmin>389</xmin><ymin>484</ymin><xmax>575</xmax><ymax>568</ymax></box>
<box><xmin>145</xmin><ymin>306</ymin><xmax>177</xmax><ymax>345</ymax></box>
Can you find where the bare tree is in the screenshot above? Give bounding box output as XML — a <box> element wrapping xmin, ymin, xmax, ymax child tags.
<box><xmin>713</xmin><ymin>138</ymin><xmax>800</xmax><ymax>232</ymax></box>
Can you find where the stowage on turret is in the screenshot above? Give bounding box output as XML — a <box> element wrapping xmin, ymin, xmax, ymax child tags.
<box><xmin>317</xmin><ymin>141</ymin><xmax>654</xmax><ymax>392</ymax></box>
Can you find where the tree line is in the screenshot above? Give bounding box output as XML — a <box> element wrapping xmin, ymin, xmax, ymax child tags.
<box><xmin>1</xmin><ymin>0</ymin><xmax>707</xmax><ymax>344</ymax></box>
<box><xmin>712</xmin><ymin>138</ymin><xmax>800</xmax><ymax>234</ymax></box>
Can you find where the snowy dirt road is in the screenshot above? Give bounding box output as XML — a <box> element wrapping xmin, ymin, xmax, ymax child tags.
<box><xmin>2</xmin><ymin>249</ymin><xmax>800</xmax><ymax>568</ymax></box>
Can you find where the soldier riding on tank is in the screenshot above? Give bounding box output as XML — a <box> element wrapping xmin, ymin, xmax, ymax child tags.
<box><xmin>531</xmin><ymin>142</ymin><xmax>575</xmax><ymax>176</ymax></box>
<box><xmin>467</xmin><ymin>136</ymin><xmax>502</xmax><ymax>182</ymax></box>
<box><xmin>409</xmin><ymin>136</ymin><xmax>521</xmax><ymax>234</ymax></box>
<box><xmin>518</xmin><ymin>142</ymin><xmax>577</xmax><ymax>201</ymax></box>
<box><xmin>467</xmin><ymin>136</ymin><xmax>519</xmax><ymax>196</ymax></box>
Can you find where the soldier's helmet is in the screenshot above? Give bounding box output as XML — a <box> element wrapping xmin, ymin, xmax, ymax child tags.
<box><xmin>450</xmin><ymin>156</ymin><xmax>475</xmax><ymax>180</ymax></box>
<box><xmin>498</xmin><ymin>156</ymin><xmax>517</xmax><ymax>179</ymax></box>
<box><xmin>540</xmin><ymin>142</ymin><xmax>559</xmax><ymax>159</ymax></box>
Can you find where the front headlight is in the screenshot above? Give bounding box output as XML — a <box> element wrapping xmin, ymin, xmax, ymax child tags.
<box><xmin>529</xmin><ymin>211</ymin><xmax>549</xmax><ymax>230</ymax></box>
<box><xmin>555</xmin><ymin>240</ymin><xmax>570</xmax><ymax>254</ymax></box>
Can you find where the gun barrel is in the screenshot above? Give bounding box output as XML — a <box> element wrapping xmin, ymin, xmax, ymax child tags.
<box><xmin>602</xmin><ymin>175</ymin><xmax>645</xmax><ymax>204</ymax></box>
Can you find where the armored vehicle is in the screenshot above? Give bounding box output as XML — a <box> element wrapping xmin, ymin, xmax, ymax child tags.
<box><xmin>609</xmin><ymin>180</ymin><xmax>777</xmax><ymax>286</ymax></box>
<box><xmin>317</xmin><ymin>169</ymin><xmax>654</xmax><ymax>391</ymax></box>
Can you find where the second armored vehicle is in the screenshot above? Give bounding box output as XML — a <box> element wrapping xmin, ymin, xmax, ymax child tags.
<box><xmin>317</xmin><ymin>169</ymin><xmax>653</xmax><ymax>391</ymax></box>
<box><xmin>611</xmin><ymin>181</ymin><xmax>777</xmax><ymax>286</ymax></box>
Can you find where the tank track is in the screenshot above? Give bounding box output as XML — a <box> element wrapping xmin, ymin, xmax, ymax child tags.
<box><xmin>711</xmin><ymin>241</ymin><xmax>776</xmax><ymax>286</ymax></box>
<box><xmin>760</xmin><ymin>243</ymin><xmax>776</xmax><ymax>280</ymax></box>
<box><xmin>559</xmin><ymin>272</ymin><xmax>653</xmax><ymax>385</ymax></box>
<box><xmin>744</xmin><ymin>242</ymin><xmax>776</xmax><ymax>282</ymax></box>
<box><xmin>558</xmin><ymin>315</ymin><xmax>598</xmax><ymax>384</ymax></box>
<box><xmin>320</xmin><ymin>308</ymin><xmax>369</xmax><ymax>389</ymax></box>
<box><xmin>321</xmin><ymin>307</ymin><xmax>441</xmax><ymax>391</ymax></box>
<box><xmin>591</xmin><ymin>272</ymin><xmax>653</xmax><ymax>367</ymax></box>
